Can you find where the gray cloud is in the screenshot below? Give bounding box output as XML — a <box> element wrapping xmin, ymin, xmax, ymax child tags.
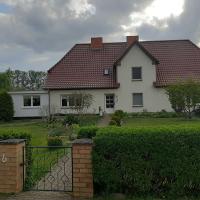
<box><xmin>136</xmin><ymin>0</ymin><xmax>200</xmax><ymax>44</ymax></box>
<box><xmin>0</xmin><ymin>0</ymin><xmax>200</xmax><ymax>71</ymax></box>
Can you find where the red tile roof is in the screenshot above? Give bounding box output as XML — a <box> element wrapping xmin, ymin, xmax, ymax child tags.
<box><xmin>44</xmin><ymin>39</ymin><xmax>200</xmax><ymax>89</ymax></box>
<box><xmin>45</xmin><ymin>43</ymin><xmax>128</xmax><ymax>89</ymax></box>
<box><xmin>140</xmin><ymin>40</ymin><xmax>200</xmax><ymax>87</ymax></box>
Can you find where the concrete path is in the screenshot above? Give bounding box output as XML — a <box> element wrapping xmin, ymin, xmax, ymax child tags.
<box><xmin>97</xmin><ymin>114</ymin><xmax>111</xmax><ymax>127</ymax></box>
<box><xmin>5</xmin><ymin>191</ymin><xmax>72</xmax><ymax>200</ymax></box>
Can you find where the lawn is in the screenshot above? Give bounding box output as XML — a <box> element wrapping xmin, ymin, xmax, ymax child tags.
<box><xmin>0</xmin><ymin>119</ymin><xmax>49</xmax><ymax>145</ymax></box>
<box><xmin>123</xmin><ymin>117</ymin><xmax>200</xmax><ymax>128</ymax></box>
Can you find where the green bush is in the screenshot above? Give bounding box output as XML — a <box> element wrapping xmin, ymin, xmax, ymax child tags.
<box><xmin>109</xmin><ymin>120</ymin><xmax>118</xmax><ymax>126</ymax></box>
<box><xmin>77</xmin><ymin>126</ymin><xmax>98</xmax><ymax>139</ymax></box>
<box><xmin>63</xmin><ymin>114</ymin><xmax>79</xmax><ymax>126</ymax></box>
<box><xmin>48</xmin><ymin>128</ymin><xmax>65</xmax><ymax>137</ymax></box>
<box><xmin>47</xmin><ymin>136</ymin><xmax>63</xmax><ymax>147</ymax></box>
<box><xmin>131</xmin><ymin>111</ymin><xmax>180</xmax><ymax>118</ymax></box>
<box><xmin>114</xmin><ymin>110</ymin><xmax>126</xmax><ymax>119</ymax></box>
<box><xmin>0</xmin><ymin>131</ymin><xmax>32</xmax><ymax>190</ymax></box>
<box><xmin>0</xmin><ymin>91</ymin><xmax>14</xmax><ymax>121</ymax></box>
<box><xmin>93</xmin><ymin>126</ymin><xmax>200</xmax><ymax>197</ymax></box>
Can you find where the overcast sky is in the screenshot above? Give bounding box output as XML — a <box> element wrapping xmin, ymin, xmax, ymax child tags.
<box><xmin>0</xmin><ymin>0</ymin><xmax>199</xmax><ymax>72</ymax></box>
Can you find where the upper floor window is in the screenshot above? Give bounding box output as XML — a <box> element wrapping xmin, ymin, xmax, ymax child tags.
<box><xmin>132</xmin><ymin>93</ymin><xmax>143</xmax><ymax>107</ymax></box>
<box><xmin>132</xmin><ymin>67</ymin><xmax>142</xmax><ymax>80</ymax></box>
<box><xmin>104</xmin><ymin>68</ymin><xmax>111</xmax><ymax>75</ymax></box>
<box><xmin>23</xmin><ymin>95</ymin><xmax>40</xmax><ymax>107</ymax></box>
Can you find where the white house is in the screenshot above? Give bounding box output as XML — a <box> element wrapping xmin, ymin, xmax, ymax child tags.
<box><xmin>9</xmin><ymin>90</ymin><xmax>49</xmax><ymax>117</ymax></box>
<box><xmin>10</xmin><ymin>36</ymin><xmax>200</xmax><ymax>117</ymax></box>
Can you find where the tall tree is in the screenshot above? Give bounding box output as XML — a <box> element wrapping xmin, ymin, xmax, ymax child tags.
<box><xmin>0</xmin><ymin>71</ymin><xmax>11</xmax><ymax>91</ymax></box>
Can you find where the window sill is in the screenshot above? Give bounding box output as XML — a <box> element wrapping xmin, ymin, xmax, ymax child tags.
<box><xmin>132</xmin><ymin>79</ymin><xmax>142</xmax><ymax>81</ymax></box>
<box><xmin>22</xmin><ymin>106</ymin><xmax>41</xmax><ymax>109</ymax></box>
<box><xmin>132</xmin><ymin>105</ymin><xmax>143</xmax><ymax>107</ymax></box>
<box><xmin>61</xmin><ymin>106</ymin><xmax>76</xmax><ymax>109</ymax></box>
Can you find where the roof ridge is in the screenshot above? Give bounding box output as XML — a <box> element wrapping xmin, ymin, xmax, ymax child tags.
<box><xmin>140</xmin><ymin>39</ymin><xmax>191</xmax><ymax>43</ymax></box>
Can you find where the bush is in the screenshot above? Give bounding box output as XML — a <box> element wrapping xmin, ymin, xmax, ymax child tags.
<box><xmin>0</xmin><ymin>131</ymin><xmax>32</xmax><ymax>190</ymax></box>
<box><xmin>0</xmin><ymin>91</ymin><xmax>14</xmax><ymax>121</ymax></box>
<box><xmin>47</xmin><ymin>136</ymin><xmax>63</xmax><ymax>147</ymax></box>
<box><xmin>114</xmin><ymin>110</ymin><xmax>126</xmax><ymax>119</ymax></box>
<box><xmin>77</xmin><ymin>126</ymin><xmax>98</xmax><ymax>139</ymax></box>
<box><xmin>63</xmin><ymin>114</ymin><xmax>79</xmax><ymax>126</ymax></box>
<box><xmin>48</xmin><ymin>128</ymin><xmax>66</xmax><ymax>137</ymax></box>
<box><xmin>130</xmin><ymin>111</ymin><xmax>180</xmax><ymax>118</ymax></box>
<box><xmin>109</xmin><ymin>120</ymin><xmax>118</xmax><ymax>126</ymax></box>
<box><xmin>93</xmin><ymin>126</ymin><xmax>200</xmax><ymax>197</ymax></box>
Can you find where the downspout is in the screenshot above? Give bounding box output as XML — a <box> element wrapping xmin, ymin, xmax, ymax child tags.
<box><xmin>48</xmin><ymin>89</ymin><xmax>51</xmax><ymax>117</ymax></box>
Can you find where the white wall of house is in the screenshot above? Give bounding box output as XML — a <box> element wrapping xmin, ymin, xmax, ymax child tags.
<box><xmin>9</xmin><ymin>91</ymin><xmax>49</xmax><ymax>117</ymax></box>
<box><xmin>116</xmin><ymin>44</ymin><xmax>172</xmax><ymax>112</ymax></box>
<box><xmin>49</xmin><ymin>44</ymin><xmax>172</xmax><ymax>114</ymax></box>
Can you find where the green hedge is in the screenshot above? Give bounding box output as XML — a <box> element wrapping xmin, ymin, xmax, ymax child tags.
<box><xmin>0</xmin><ymin>131</ymin><xmax>32</xmax><ymax>190</ymax></box>
<box><xmin>0</xmin><ymin>91</ymin><xmax>14</xmax><ymax>121</ymax></box>
<box><xmin>130</xmin><ymin>111</ymin><xmax>180</xmax><ymax>118</ymax></box>
<box><xmin>93</xmin><ymin>126</ymin><xmax>200</xmax><ymax>197</ymax></box>
<box><xmin>77</xmin><ymin>126</ymin><xmax>99</xmax><ymax>139</ymax></box>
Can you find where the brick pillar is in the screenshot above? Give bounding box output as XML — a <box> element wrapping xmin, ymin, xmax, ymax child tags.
<box><xmin>0</xmin><ymin>139</ymin><xmax>26</xmax><ymax>193</ymax></box>
<box><xmin>72</xmin><ymin>139</ymin><xmax>93</xmax><ymax>199</ymax></box>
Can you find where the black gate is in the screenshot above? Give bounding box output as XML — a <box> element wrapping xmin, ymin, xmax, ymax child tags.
<box><xmin>24</xmin><ymin>146</ymin><xmax>72</xmax><ymax>192</ymax></box>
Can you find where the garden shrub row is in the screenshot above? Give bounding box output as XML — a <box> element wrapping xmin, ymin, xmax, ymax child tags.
<box><xmin>0</xmin><ymin>131</ymin><xmax>32</xmax><ymax>190</ymax></box>
<box><xmin>92</xmin><ymin>126</ymin><xmax>200</xmax><ymax>197</ymax></box>
<box><xmin>77</xmin><ymin>126</ymin><xmax>98</xmax><ymax>139</ymax></box>
<box><xmin>130</xmin><ymin>111</ymin><xmax>181</xmax><ymax>118</ymax></box>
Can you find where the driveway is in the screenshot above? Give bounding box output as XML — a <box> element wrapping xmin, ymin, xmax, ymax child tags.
<box><xmin>1</xmin><ymin>191</ymin><xmax>72</xmax><ymax>200</ymax></box>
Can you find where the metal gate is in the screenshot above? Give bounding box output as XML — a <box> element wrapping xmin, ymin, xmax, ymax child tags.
<box><xmin>23</xmin><ymin>146</ymin><xmax>72</xmax><ymax>192</ymax></box>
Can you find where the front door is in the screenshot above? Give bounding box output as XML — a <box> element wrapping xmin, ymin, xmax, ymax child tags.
<box><xmin>105</xmin><ymin>94</ymin><xmax>115</xmax><ymax>113</ymax></box>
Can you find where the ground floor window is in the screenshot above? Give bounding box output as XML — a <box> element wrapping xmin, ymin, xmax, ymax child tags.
<box><xmin>61</xmin><ymin>95</ymin><xmax>82</xmax><ymax>108</ymax></box>
<box><xmin>132</xmin><ymin>93</ymin><xmax>143</xmax><ymax>107</ymax></box>
<box><xmin>23</xmin><ymin>95</ymin><xmax>41</xmax><ymax>107</ymax></box>
<box><xmin>105</xmin><ymin>94</ymin><xmax>115</xmax><ymax>108</ymax></box>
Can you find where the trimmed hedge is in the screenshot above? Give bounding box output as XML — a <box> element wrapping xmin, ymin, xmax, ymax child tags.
<box><xmin>0</xmin><ymin>91</ymin><xmax>14</xmax><ymax>121</ymax></box>
<box><xmin>47</xmin><ymin>136</ymin><xmax>63</xmax><ymax>147</ymax></box>
<box><xmin>130</xmin><ymin>111</ymin><xmax>180</xmax><ymax>118</ymax></box>
<box><xmin>77</xmin><ymin>126</ymin><xmax>99</xmax><ymax>139</ymax></box>
<box><xmin>0</xmin><ymin>131</ymin><xmax>32</xmax><ymax>190</ymax></box>
<box><xmin>93</xmin><ymin>126</ymin><xmax>200</xmax><ymax>197</ymax></box>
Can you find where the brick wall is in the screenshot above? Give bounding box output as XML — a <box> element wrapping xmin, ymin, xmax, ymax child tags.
<box><xmin>0</xmin><ymin>139</ymin><xmax>25</xmax><ymax>193</ymax></box>
<box><xmin>72</xmin><ymin>139</ymin><xmax>93</xmax><ymax>199</ymax></box>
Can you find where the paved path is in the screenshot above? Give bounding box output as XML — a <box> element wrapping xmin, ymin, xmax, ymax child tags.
<box><xmin>5</xmin><ymin>191</ymin><xmax>72</xmax><ymax>200</ymax></box>
<box><xmin>97</xmin><ymin>114</ymin><xmax>111</xmax><ymax>127</ymax></box>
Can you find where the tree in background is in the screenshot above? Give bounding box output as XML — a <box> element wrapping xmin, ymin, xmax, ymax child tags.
<box><xmin>0</xmin><ymin>71</ymin><xmax>11</xmax><ymax>91</ymax></box>
<box><xmin>0</xmin><ymin>91</ymin><xmax>14</xmax><ymax>121</ymax></box>
<box><xmin>9</xmin><ymin>70</ymin><xmax>46</xmax><ymax>90</ymax></box>
<box><xmin>165</xmin><ymin>80</ymin><xmax>200</xmax><ymax>119</ymax></box>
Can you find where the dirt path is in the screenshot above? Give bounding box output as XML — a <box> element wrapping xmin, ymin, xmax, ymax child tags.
<box><xmin>97</xmin><ymin>114</ymin><xmax>111</xmax><ymax>127</ymax></box>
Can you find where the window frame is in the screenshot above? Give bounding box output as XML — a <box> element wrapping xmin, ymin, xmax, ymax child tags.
<box><xmin>105</xmin><ymin>94</ymin><xmax>115</xmax><ymax>108</ymax></box>
<box><xmin>132</xmin><ymin>66</ymin><xmax>142</xmax><ymax>81</ymax></box>
<box><xmin>61</xmin><ymin>94</ymin><xmax>82</xmax><ymax>108</ymax></box>
<box><xmin>23</xmin><ymin>95</ymin><xmax>41</xmax><ymax>108</ymax></box>
<box><xmin>132</xmin><ymin>93</ymin><xmax>143</xmax><ymax>107</ymax></box>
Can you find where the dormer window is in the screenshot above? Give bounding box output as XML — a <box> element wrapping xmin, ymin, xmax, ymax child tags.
<box><xmin>104</xmin><ymin>69</ymin><xmax>110</xmax><ymax>75</ymax></box>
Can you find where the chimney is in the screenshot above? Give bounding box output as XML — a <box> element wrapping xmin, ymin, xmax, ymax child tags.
<box><xmin>91</xmin><ymin>37</ymin><xmax>103</xmax><ymax>49</ymax></box>
<box><xmin>126</xmin><ymin>36</ymin><xmax>139</xmax><ymax>45</ymax></box>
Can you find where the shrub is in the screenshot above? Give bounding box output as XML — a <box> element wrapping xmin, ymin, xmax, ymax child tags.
<box><xmin>48</xmin><ymin>128</ymin><xmax>66</xmax><ymax>137</ymax></box>
<box><xmin>47</xmin><ymin>136</ymin><xmax>63</xmax><ymax>147</ymax></box>
<box><xmin>93</xmin><ymin>126</ymin><xmax>200</xmax><ymax>197</ymax></box>
<box><xmin>130</xmin><ymin>111</ymin><xmax>180</xmax><ymax>118</ymax></box>
<box><xmin>77</xmin><ymin>126</ymin><xmax>98</xmax><ymax>139</ymax></box>
<box><xmin>63</xmin><ymin>114</ymin><xmax>79</xmax><ymax>126</ymax></box>
<box><xmin>0</xmin><ymin>91</ymin><xmax>14</xmax><ymax>121</ymax></box>
<box><xmin>114</xmin><ymin>110</ymin><xmax>126</xmax><ymax>119</ymax></box>
<box><xmin>109</xmin><ymin>120</ymin><xmax>118</xmax><ymax>126</ymax></box>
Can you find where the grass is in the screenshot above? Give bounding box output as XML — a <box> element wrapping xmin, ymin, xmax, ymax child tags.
<box><xmin>123</xmin><ymin>117</ymin><xmax>200</xmax><ymax>128</ymax></box>
<box><xmin>0</xmin><ymin>119</ymin><xmax>49</xmax><ymax>145</ymax></box>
